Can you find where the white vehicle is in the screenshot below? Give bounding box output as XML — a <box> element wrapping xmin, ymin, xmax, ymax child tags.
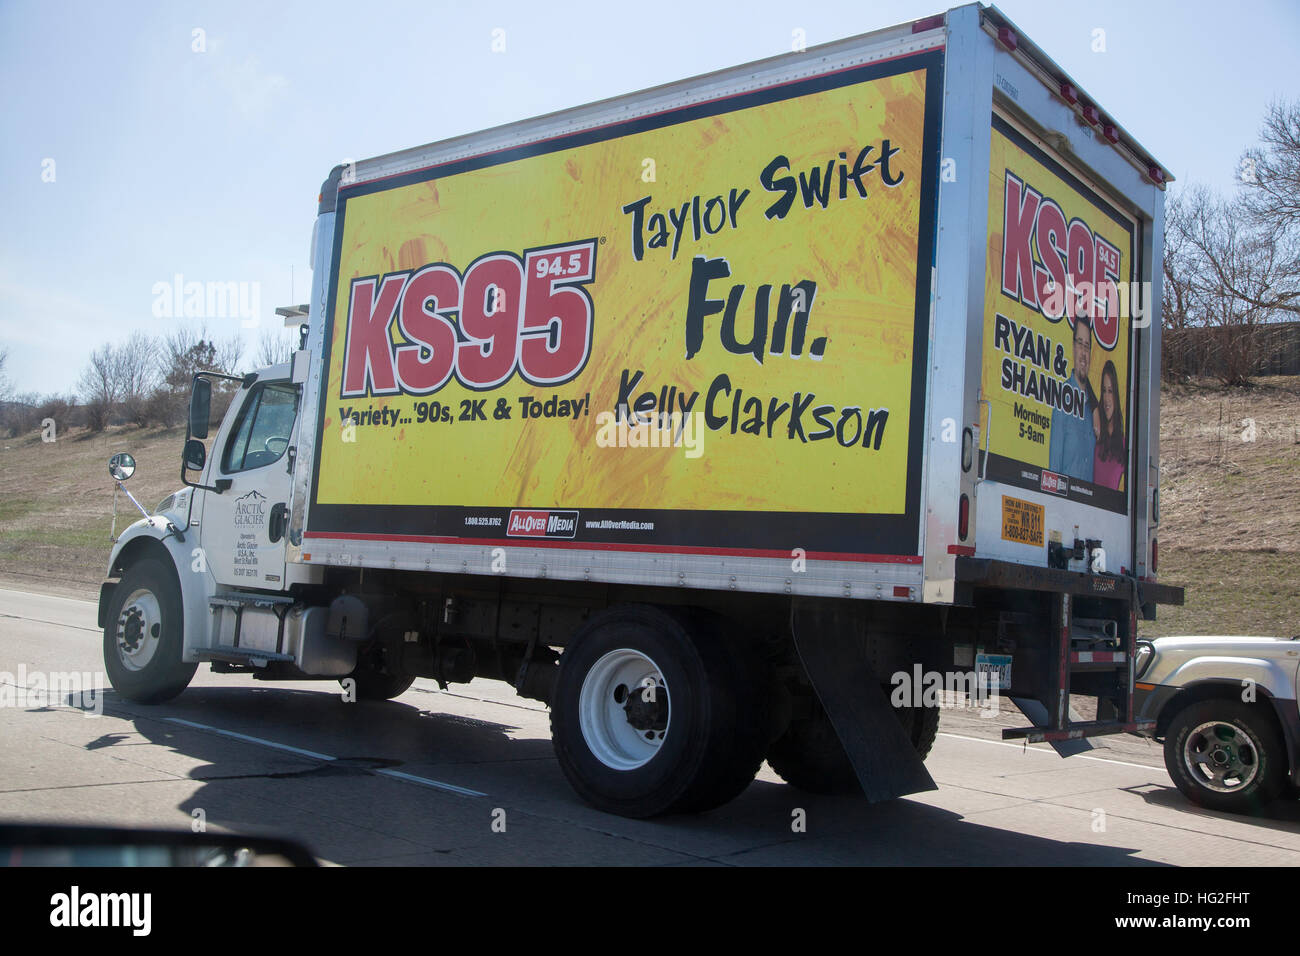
<box><xmin>99</xmin><ymin>4</ymin><xmax>1181</xmax><ymax>817</ymax></box>
<box><xmin>1134</xmin><ymin>636</ymin><xmax>1300</xmax><ymax>813</ymax></box>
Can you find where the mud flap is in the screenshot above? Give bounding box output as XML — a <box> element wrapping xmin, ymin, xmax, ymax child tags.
<box><xmin>1009</xmin><ymin>697</ymin><xmax>1096</xmax><ymax>757</ymax></box>
<box><xmin>791</xmin><ymin>604</ymin><xmax>937</xmax><ymax>803</ymax></box>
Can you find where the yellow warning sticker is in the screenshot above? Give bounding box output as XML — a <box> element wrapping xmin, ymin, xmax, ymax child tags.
<box><xmin>1001</xmin><ymin>495</ymin><xmax>1044</xmax><ymax>547</ymax></box>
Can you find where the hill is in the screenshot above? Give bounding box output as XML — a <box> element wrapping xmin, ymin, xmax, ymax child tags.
<box><xmin>1</xmin><ymin>378</ymin><xmax>1296</xmax><ymax>636</ymax></box>
<box><xmin>1143</xmin><ymin>375</ymin><xmax>1300</xmax><ymax>637</ymax></box>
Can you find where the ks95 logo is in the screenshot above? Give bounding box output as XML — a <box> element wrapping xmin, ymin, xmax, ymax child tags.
<box><xmin>1000</xmin><ymin>172</ymin><xmax>1121</xmax><ymax>351</ymax></box>
<box><xmin>342</xmin><ymin>239</ymin><xmax>598</xmax><ymax>398</ymax></box>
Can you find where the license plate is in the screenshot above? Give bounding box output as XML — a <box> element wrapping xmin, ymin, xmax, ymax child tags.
<box><xmin>976</xmin><ymin>653</ymin><xmax>1013</xmax><ymax>692</ymax></box>
<box><xmin>1001</xmin><ymin>495</ymin><xmax>1044</xmax><ymax>547</ymax></box>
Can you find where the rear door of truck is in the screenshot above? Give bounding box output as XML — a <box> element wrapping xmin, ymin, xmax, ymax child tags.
<box><xmin>976</xmin><ymin>104</ymin><xmax>1144</xmax><ymax>576</ymax></box>
<box><xmin>926</xmin><ymin>5</ymin><xmax>1167</xmax><ymax>591</ymax></box>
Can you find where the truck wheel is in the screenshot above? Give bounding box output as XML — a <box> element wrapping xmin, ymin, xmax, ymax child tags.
<box><xmin>549</xmin><ymin>606</ymin><xmax>766</xmax><ymax>818</ymax></box>
<box><xmin>342</xmin><ymin>654</ymin><xmax>415</xmax><ymax>701</ymax></box>
<box><xmin>766</xmin><ymin>708</ymin><xmax>857</xmax><ymax>793</ymax></box>
<box><xmin>103</xmin><ymin>558</ymin><xmax>197</xmax><ymax>704</ymax></box>
<box><xmin>899</xmin><ymin>702</ymin><xmax>941</xmax><ymax>760</ymax></box>
<box><xmin>766</xmin><ymin>700</ymin><xmax>940</xmax><ymax>794</ymax></box>
<box><xmin>1163</xmin><ymin>699</ymin><xmax>1286</xmax><ymax>814</ymax></box>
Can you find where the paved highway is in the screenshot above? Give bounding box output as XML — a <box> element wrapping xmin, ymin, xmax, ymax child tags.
<box><xmin>3</xmin><ymin>585</ymin><xmax>1299</xmax><ymax>866</ymax></box>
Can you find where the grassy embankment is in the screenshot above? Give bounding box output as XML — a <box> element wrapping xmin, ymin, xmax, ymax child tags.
<box><xmin>1</xmin><ymin>378</ymin><xmax>1296</xmax><ymax>635</ymax></box>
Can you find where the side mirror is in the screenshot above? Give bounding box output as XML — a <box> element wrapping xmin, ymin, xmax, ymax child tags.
<box><xmin>189</xmin><ymin>379</ymin><xmax>212</xmax><ymax>440</ymax></box>
<box><xmin>183</xmin><ymin>439</ymin><xmax>207</xmax><ymax>472</ymax></box>
<box><xmin>108</xmin><ymin>453</ymin><xmax>136</xmax><ymax>482</ymax></box>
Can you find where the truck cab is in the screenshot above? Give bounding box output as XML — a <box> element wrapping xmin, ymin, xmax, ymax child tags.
<box><xmin>99</xmin><ymin>359</ymin><xmax>354</xmax><ymax>707</ymax></box>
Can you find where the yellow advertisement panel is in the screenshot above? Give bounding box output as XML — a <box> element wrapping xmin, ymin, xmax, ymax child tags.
<box><xmin>309</xmin><ymin>51</ymin><xmax>944</xmax><ymax>558</ymax></box>
<box><xmin>981</xmin><ymin>114</ymin><xmax>1136</xmax><ymax>515</ymax></box>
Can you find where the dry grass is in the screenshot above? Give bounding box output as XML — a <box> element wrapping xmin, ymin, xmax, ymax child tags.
<box><xmin>1145</xmin><ymin>374</ymin><xmax>1300</xmax><ymax>638</ymax></box>
<box><xmin>1158</xmin><ymin>375</ymin><xmax>1300</xmax><ymax>553</ymax></box>
<box><xmin>1</xmin><ymin>378</ymin><xmax>1297</xmax><ymax>640</ymax></box>
<box><xmin>0</xmin><ymin>425</ymin><xmax>188</xmax><ymax>591</ymax></box>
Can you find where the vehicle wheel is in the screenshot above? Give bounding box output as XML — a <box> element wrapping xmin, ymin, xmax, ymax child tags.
<box><xmin>342</xmin><ymin>653</ymin><xmax>415</xmax><ymax>701</ymax></box>
<box><xmin>1162</xmin><ymin>698</ymin><xmax>1286</xmax><ymax>814</ymax></box>
<box><xmin>898</xmin><ymin>702</ymin><xmax>941</xmax><ymax>760</ymax></box>
<box><xmin>549</xmin><ymin>606</ymin><xmax>766</xmax><ymax>818</ymax></box>
<box><xmin>674</xmin><ymin>622</ymin><xmax>773</xmax><ymax>814</ymax></box>
<box><xmin>766</xmin><ymin>706</ymin><xmax>858</xmax><ymax>794</ymax></box>
<box><xmin>766</xmin><ymin>698</ymin><xmax>940</xmax><ymax>794</ymax></box>
<box><xmin>103</xmin><ymin>558</ymin><xmax>197</xmax><ymax>704</ymax></box>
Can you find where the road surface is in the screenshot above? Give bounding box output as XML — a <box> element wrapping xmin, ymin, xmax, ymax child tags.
<box><xmin>3</xmin><ymin>584</ymin><xmax>1299</xmax><ymax>866</ymax></box>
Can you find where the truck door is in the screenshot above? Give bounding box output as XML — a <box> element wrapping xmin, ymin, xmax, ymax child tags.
<box><xmin>975</xmin><ymin>109</ymin><xmax>1141</xmax><ymax>574</ymax></box>
<box><xmin>200</xmin><ymin>380</ymin><xmax>299</xmax><ymax>590</ymax></box>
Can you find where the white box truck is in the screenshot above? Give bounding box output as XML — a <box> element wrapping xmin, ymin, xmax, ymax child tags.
<box><xmin>99</xmin><ymin>3</ymin><xmax>1182</xmax><ymax>817</ymax></box>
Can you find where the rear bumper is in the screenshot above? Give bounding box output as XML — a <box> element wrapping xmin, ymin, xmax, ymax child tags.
<box><xmin>953</xmin><ymin>557</ymin><xmax>1184</xmax><ymax>606</ymax></box>
<box><xmin>1137</xmin><ymin>578</ymin><xmax>1184</xmax><ymax>606</ymax></box>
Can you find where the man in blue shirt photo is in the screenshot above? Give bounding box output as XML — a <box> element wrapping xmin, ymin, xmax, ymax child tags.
<box><xmin>1048</xmin><ymin>315</ymin><xmax>1096</xmax><ymax>482</ymax></box>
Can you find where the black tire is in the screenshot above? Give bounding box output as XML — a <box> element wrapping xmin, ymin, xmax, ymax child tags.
<box><xmin>549</xmin><ymin>606</ymin><xmax>766</xmax><ymax>818</ymax></box>
<box><xmin>898</xmin><ymin>702</ymin><xmax>941</xmax><ymax>760</ymax></box>
<box><xmin>766</xmin><ymin>698</ymin><xmax>940</xmax><ymax>794</ymax></box>
<box><xmin>103</xmin><ymin>558</ymin><xmax>197</xmax><ymax>704</ymax></box>
<box><xmin>342</xmin><ymin>653</ymin><xmax>415</xmax><ymax>701</ymax></box>
<box><xmin>673</xmin><ymin>621</ymin><xmax>772</xmax><ymax>814</ymax></box>
<box><xmin>1163</xmin><ymin>698</ymin><xmax>1286</xmax><ymax>814</ymax></box>
<box><xmin>766</xmin><ymin>707</ymin><xmax>858</xmax><ymax>794</ymax></box>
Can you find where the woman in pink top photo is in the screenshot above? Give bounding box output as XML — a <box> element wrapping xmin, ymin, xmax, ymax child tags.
<box><xmin>1093</xmin><ymin>360</ymin><xmax>1126</xmax><ymax>490</ymax></box>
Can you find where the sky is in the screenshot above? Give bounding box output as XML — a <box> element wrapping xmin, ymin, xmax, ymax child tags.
<box><xmin>1</xmin><ymin>0</ymin><xmax>1297</xmax><ymax>397</ymax></box>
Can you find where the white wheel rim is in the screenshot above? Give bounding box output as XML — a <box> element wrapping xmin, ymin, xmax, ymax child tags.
<box><xmin>578</xmin><ymin>649</ymin><xmax>669</xmax><ymax>771</ymax></box>
<box><xmin>1183</xmin><ymin>720</ymin><xmax>1260</xmax><ymax>793</ymax></box>
<box><xmin>116</xmin><ymin>588</ymin><xmax>163</xmax><ymax>672</ymax></box>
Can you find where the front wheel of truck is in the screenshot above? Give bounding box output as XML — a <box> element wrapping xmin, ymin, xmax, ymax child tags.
<box><xmin>549</xmin><ymin>606</ymin><xmax>766</xmax><ymax>818</ymax></box>
<box><xmin>103</xmin><ymin>558</ymin><xmax>197</xmax><ymax>704</ymax></box>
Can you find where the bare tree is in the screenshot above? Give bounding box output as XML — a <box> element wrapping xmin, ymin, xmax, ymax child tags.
<box><xmin>0</xmin><ymin>347</ymin><xmax>10</xmax><ymax>403</ymax></box>
<box><xmin>1162</xmin><ymin>193</ymin><xmax>1199</xmax><ymax>381</ymax></box>
<box><xmin>1240</xmin><ymin>100</ymin><xmax>1300</xmax><ymax>236</ymax></box>
<box><xmin>117</xmin><ymin>331</ymin><xmax>159</xmax><ymax>427</ymax></box>
<box><xmin>1</xmin><ymin>391</ymin><xmax>41</xmax><ymax>438</ymax></box>
<box><xmin>1168</xmin><ymin>190</ymin><xmax>1265</xmax><ymax>385</ymax></box>
<box><xmin>78</xmin><ymin>343</ymin><xmax>119</xmax><ymax>432</ymax></box>
<box><xmin>153</xmin><ymin>323</ymin><xmax>245</xmax><ymax>427</ymax></box>
<box><xmin>215</xmin><ymin>334</ymin><xmax>244</xmax><ymax>378</ymax></box>
<box><xmin>1161</xmin><ymin>102</ymin><xmax>1300</xmax><ymax>386</ymax></box>
<box><xmin>36</xmin><ymin>393</ymin><xmax>75</xmax><ymax>434</ymax></box>
<box><xmin>159</xmin><ymin>323</ymin><xmax>242</xmax><ymax>389</ymax></box>
<box><xmin>256</xmin><ymin>327</ymin><xmax>298</xmax><ymax>368</ymax></box>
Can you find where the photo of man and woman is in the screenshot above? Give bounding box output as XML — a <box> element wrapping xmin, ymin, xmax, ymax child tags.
<box><xmin>1047</xmin><ymin>315</ymin><xmax>1126</xmax><ymax>491</ymax></box>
